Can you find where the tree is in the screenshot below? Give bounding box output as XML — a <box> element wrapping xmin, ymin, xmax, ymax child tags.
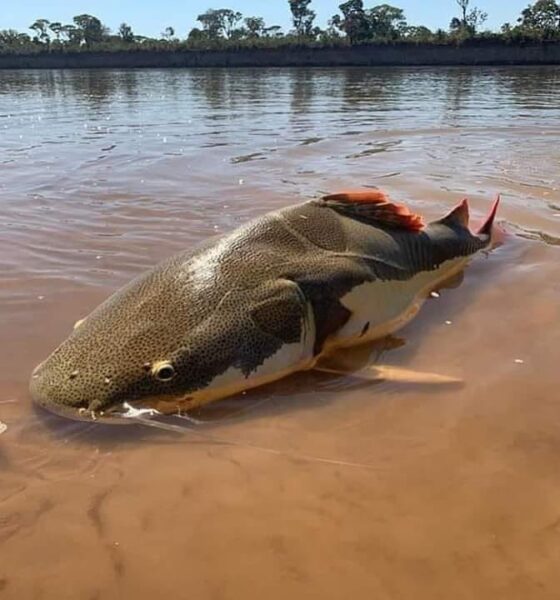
<box><xmin>468</xmin><ymin>7</ymin><xmax>488</xmax><ymax>32</ymax></box>
<box><xmin>457</xmin><ymin>0</ymin><xmax>470</xmax><ymax>24</ymax></box>
<box><xmin>501</xmin><ymin>22</ymin><xmax>513</xmax><ymax>34</ymax></box>
<box><xmin>118</xmin><ymin>23</ymin><xmax>134</xmax><ymax>42</ymax></box>
<box><xmin>367</xmin><ymin>4</ymin><xmax>407</xmax><ymax>39</ymax></box>
<box><xmin>30</xmin><ymin>19</ymin><xmax>50</xmax><ymax>45</ymax></box>
<box><xmin>244</xmin><ymin>16</ymin><xmax>266</xmax><ymax>38</ymax></box>
<box><xmin>264</xmin><ymin>25</ymin><xmax>284</xmax><ymax>37</ymax></box>
<box><xmin>162</xmin><ymin>26</ymin><xmax>175</xmax><ymax>40</ymax></box>
<box><xmin>0</xmin><ymin>29</ymin><xmax>32</xmax><ymax>51</ymax></box>
<box><xmin>187</xmin><ymin>27</ymin><xmax>207</xmax><ymax>43</ymax></box>
<box><xmin>331</xmin><ymin>0</ymin><xmax>370</xmax><ymax>43</ymax></box>
<box><xmin>196</xmin><ymin>11</ymin><xmax>221</xmax><ymax>38</ymax></box>
<box><xmin>49</xmin><ymin>22</ymin><xmax>63</xmax><ymax>42</ymax></box>
<box><xmin>196</xmin><ymin>9</ymin><xmax>243</xmax><ymax>39</ymax></box>
<box><xmin>518</xmin><ymin>0</ymin><xmax>560</xmax><ymax>36</ymax></box>
<box><xmin>62</xmin><ymin>24</ymin><xmax>83</xmax><ymax>45</ymax></box>
<box><xmin>405</xmin><ymin>25</ymin><xmax>434</xmax><ymax>41</ymax></box>
<box><xmin>289</xmin><ymin>0</ymin><xmax>316</xmax><ymax>37</ymax></box>
<box><xmin>222</xmin><ymin>9</ymin><xmax>243</xmax><ymax>37</ymax></box>
<box><xmin>450</xmin><ymin>0</ymin><xmax>487</xmax><ymax>35</ymax></box>
<box><xmin>73</xmin><ymin>14</ymin><xmax>104</xmax><ymax>47</ymax></box>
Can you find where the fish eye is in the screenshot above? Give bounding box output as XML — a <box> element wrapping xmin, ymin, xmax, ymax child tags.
<box><xmin>153</xmin><ymin>363</ymin><xmax>176</xmax><ymax>382</ymax></box>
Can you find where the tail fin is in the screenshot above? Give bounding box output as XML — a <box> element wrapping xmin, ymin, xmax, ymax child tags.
<box><xmin>477</xmin><ymin>195</ymin><xmax>500</xmax><ymax>236</ymax></box>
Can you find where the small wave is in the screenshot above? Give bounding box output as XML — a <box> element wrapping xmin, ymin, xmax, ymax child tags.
<box><xmin>230</xmin><ymin>152</ymin><xmax>267</xmax><ymax>164</ymax></box>
<box><xmin>510</xmin><ymin>223</ymin><xmax>560</xmax><ymax>246</ymax></box>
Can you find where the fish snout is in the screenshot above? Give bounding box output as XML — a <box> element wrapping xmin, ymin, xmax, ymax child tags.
<box><xmin>29</xmin><ymin>353</ymin><xmax>159</xmax><ymax>423</ymax></box>
<box><xmin>29</xmin><ymin>359</ymin><xmax>92</xmax><ymax>420</ymax></box>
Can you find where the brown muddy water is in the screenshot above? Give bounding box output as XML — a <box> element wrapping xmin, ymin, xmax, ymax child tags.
<box><xmin>1</xmin><ymin>67</ymin><xmax>559</xmax><ymax>599</ymax></box>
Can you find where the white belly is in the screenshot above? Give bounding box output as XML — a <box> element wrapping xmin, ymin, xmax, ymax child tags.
<box><xmin>325</xmin><ymin>257</ymin><xmax>469</xmax><ymax>352</ymax></box>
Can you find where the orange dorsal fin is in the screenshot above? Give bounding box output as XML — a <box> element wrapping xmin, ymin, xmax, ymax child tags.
<box><xmin>323</xmin><ymin>190</ymin><xmax>390</xmax><ymax>205</ymax></box>
<box><xmin>321</xmin><ymin>189</ymin><xmax>424</xmax><ymax>231</ymax></box>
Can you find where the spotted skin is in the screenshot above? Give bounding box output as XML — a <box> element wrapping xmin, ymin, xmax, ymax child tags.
<box><xmin>30</xmin><ymin>195</ymin><xmax>496</xmax><ymax>421</ymax></box>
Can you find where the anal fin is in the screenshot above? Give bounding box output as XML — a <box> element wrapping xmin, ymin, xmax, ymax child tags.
<box><xmin>314</xmin><ymin>365</ymin><xmax>461</xmax><ymax>385</ymax></box>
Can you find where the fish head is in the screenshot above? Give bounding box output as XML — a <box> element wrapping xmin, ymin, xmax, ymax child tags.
<box><xmin>29</xmin><ymin>253</ymin><xmax>242</xmax><ymax>423</ymax></box>
<box><xmin>30</xmin><ymin>244</ymin><xmax>309</xmax><ymax>423</ymax></box>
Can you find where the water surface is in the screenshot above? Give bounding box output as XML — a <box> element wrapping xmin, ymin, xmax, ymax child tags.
<box><xmin>1</xmin><ymin>67</ymin><xmax>560</xmax><ymax>599</ymax></box>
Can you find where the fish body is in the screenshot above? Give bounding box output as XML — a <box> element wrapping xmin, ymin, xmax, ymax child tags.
<box><xmin>30</xmin><ymin>190</ymin><xmax>499</xmax><ymax>422</ymax></box>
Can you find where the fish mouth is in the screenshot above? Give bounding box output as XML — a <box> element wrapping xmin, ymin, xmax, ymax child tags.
<box><xmin>29</xmin><ymin>353</ymin><xmax>193</xmax><ymax>424</ymax></box>
<box><xmin>30</xmin><ymin>367</ymin><xmax>132</xmax><ymax>424</ymax></box>
<box><xmin>74</xmin><ymin>403</ymin><xmax>164</xmax><ymax>424</ymax></box>
<box><xmin>30</xmin><ymin>368</ymin><xmax>192</xmax><ymax>425</ymax></box>
<box><xmin>32</xmin><ymin>395</ymin><xmax>159</xmax><ymax>425</ymax></box>
<box><xmin>31</xmin><ymin>390</ymin><xmax>132</xmax><ymax>424</ymax></box>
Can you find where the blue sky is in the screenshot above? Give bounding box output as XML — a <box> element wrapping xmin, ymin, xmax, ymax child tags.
<box><xmin>4</xmin><ymin>1</ymin><xmax>531</xmax><ymax>38</ymax></box>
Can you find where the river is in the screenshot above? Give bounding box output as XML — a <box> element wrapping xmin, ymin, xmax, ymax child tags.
<box><xmin>1</xmin><ymin>67</ymin><xmax>560</xmax><ymax>599</ymax></box>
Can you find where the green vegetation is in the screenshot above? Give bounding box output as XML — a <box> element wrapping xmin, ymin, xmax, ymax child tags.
<box><xmin>1</xmin><ymin>0</ymin><xmax>560</xmax><ymax>55</ymax></box>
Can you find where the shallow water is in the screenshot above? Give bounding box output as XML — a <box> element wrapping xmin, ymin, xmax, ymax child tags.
<box><xmin>1</xmin><ymin>67</ymin><xmax>560</xmax><ymax>599</ymax></box>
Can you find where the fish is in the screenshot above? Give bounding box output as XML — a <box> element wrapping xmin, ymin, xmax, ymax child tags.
<box><xmin>30</xmin><ymin>189</ymin><xmax>500</xmax><ymax>423</ymax></box>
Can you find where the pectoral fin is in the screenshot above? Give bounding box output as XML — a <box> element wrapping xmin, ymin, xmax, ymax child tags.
<box><xmin>314</xmin><ymin>365</ymin><xmax>461</xmax><ymax>385</ymax></box>
<box><xmin>74</xmin><ymin>318</ymin><xmax>86</xmax><ymax>330</ymax></box>
<box><xmin>371</xmin><ymin>365</ymin><xmax>462</xmax><ymax>384</ymax></box>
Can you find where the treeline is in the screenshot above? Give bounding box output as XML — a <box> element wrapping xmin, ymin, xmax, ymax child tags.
<box><xmin>1</xmin><ymin>0</ymin><xmax>560</xmax><ymax>55</ymax></box>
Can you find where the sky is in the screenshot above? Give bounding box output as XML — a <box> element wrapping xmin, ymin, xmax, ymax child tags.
<box><xmin>2</xmin><ymin>0</ymin><xmax>532</xmax><ymax>38</ymax></box>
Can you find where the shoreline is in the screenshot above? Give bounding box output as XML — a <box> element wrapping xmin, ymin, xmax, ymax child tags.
<box><xmin>1</xmin><ymin>41</ymin><xmax>560</xmax><ymax>69</ymax></box>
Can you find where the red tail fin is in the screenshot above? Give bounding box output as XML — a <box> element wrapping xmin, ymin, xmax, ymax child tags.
<box><xmin>477</xmin><ymin>195</ymin><xmax>500</xmax><ymax>236</ymax></box>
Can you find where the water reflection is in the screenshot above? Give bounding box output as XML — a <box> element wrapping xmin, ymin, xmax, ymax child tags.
<box><xmin>498</xmin><ymin>66</ymin><xmax>560</xmax><ymax>110</ymax></box>
<box><xmin>338</xmin><ymin>68</ymin><xmax>406</xmax><ymax>111</ymax></box>
<box><xmin>75</xmin><ymin>70</ymin><xmax>119</xmax><ymax>106</ymax></box>
<box><xmin>191</xmin><ymin>69</ymin><xmax>229</xmax><ymax>110</ymax></box>
<box><xmin>290</xmin><ymin>69</ymin><xmax>316</xmax><ymax>114</ymax></box>
<box><xmin>1</xmin><ymin>66</ymin><xmax>560</xmax><ymax>121</ymax></box>
<box><xmin>443</xmin><ymin>68</ymin><xmax>475</xmax><ymax>120</ymax></box>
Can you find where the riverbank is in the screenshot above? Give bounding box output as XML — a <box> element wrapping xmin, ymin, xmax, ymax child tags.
<box><xmin>1</xmin><ymin>41</ymin><xmax>560</xmax><ymax>68</ymax></box>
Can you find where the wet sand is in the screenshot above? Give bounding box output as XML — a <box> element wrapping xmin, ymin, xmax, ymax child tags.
<box><xmin>1</xmin><ymin>67</ymin><xmax>560</xmax><ymax>599</ymax></box>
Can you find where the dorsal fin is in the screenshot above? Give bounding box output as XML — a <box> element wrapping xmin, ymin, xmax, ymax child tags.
<box><xmin>323</xmin><ymin>190</ymin><xmax>390</xmax><ymax>205</ymax></box>
<box><xmin>321</xmin><ymin>189</ymin><xmax>424</xmax><ymax>231</ymax></box>
<box><xmin>436</xmin><ymin>199</ymin><xmax>470</xmax><ymax>228</ymax></box>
